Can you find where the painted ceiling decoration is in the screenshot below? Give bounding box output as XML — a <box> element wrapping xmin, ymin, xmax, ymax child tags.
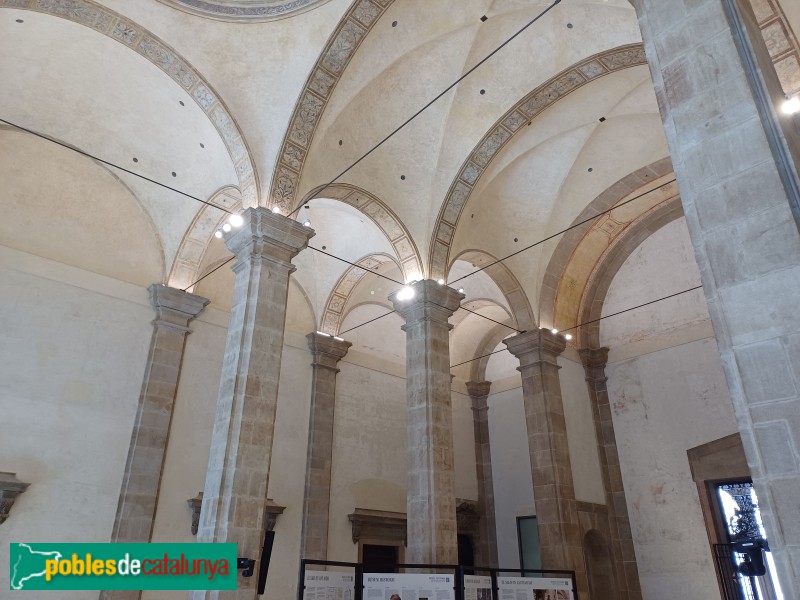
<box><xmin>157</xmin><ymin>0</ymin><xmax>333</xmax><ymax>22</ymax></box>
<box><xmin>427</xmin><ymin>43</ymin><xmax>649</xmax><ymax>281</ymax></box>
<box><xmin>0</xmin><ymin>0</ymin><xmax>259</xmax><ymax>207</ymax></box>
<box><xmin>269</xmin><ymin>0</ymin><xmax>394</xmax><ymax>213</ymax></box>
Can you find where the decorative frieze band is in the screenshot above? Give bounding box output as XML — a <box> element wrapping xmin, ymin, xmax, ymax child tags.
<box><xmin>156</xmin><ymin>0</ymin><xmax>332</xmax><ymax>23</ymax></box>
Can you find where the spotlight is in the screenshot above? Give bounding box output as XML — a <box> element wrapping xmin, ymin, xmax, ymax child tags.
<box><xmin>272</xmin><ymin>206</ymin><xmax>281</xmax><ymax>214</ymax></box>
<box><xmin>781</xmin><ymin>95</ymin><xmax>800</xmax><ymax>115</ymax></box>
<box><xmin>564</xmin><ymin>333</ymin><xmax>573</xmax><ymax>341</ymax></box>
<box><xmin>437</xmin><ymin>278</ymin><xmax>445</xmax><ymax>285</ymax></box>
<box><xmin>214</xmin><ymin>230</ymin><xmax>223</xmax><ymax>239</ymax></box>
<box><xmin>229</xmin><ymin>213</ymin><xmax>244</xmax><ymax>227</ymax></box>
<box><xmin>551</xmin><ymin>328</ymin><xmax>558</xmax><ymax>334</ymax></box>
<box><xmin>303</xmin><ymin>220</ymin><xmax>311</xmax><ymax>227</ymax></box>
<box><xmin>222</xmin><ymin>223</ymin><xmax>232</xmax><ymax>232</ymax></box>
<box><xmin>457</xmin><ymin>287</ymin><xmax>465</xmax><ymax>294</ymax></box>
<box><xmin>396</xmin><ymin>286</ymin><xmax>415</xmax><ymax>301</ymax></box>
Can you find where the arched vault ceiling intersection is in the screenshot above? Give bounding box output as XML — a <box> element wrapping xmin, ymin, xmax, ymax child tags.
<box><xmin>428</xmin><ymin>44</ymin><xmax>648</xmax><ymax>280</ymax></box>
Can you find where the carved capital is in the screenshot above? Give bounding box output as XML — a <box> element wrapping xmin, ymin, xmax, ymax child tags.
<box><xmin>306</xmin><ymin>332</ymin><xmax>352</xmax><ymax>371</ymax></box>
<box><xmin>225</xmin><ymin>208</ymin><xmax>315</xmax><ymax>271</ymax></box>
<box><xmin>389</xmin><ymin>280</ymin><xmax>464</xmax><ymax>326</ymax></box>
<box><xmin>0</xmin><ymin>473</ymin><xmax>30</xmax><ymax>525</ymax></box>
<box><xmin>188</xmin><ymin>492</ymin><xmax>203</xmax><ymax>535</ymax></box>
<box><xmin>150</xmin><ymin>284</ymin><xmax>209</xmax><ymax>331</ymax></box>
<box><xmin>456</xmin><ymin>499</ymin><xmax>480</xmax><ymax>534</ymax></box>
<box><xmin>504</xmin><ymin>328</ymin><xmax>566</xmax><ymax>371</ymax></box>
<box><xmin>466</xmin><ymin>381</ymin><xmax>491</xmax><ymax>412</ymax></box>
<box><xmin>578</xmin><ymin>347</ymin><xmax>610</xmax><ymax>383</ymax></box>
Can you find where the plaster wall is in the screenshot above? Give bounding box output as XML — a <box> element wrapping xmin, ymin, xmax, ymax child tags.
<box><xmin>0</xmin><ymin>245</ymin><xmax>152</xmax><ymax>598</ymax></box>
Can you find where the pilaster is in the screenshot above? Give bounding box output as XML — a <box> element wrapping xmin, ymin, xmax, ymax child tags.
<box><xmin>193</xmin><ymin>208</ymin><xmax>314</xmax><ymax>600</ymax></box>
<box><xmin>390</xmin><ymin>280</ymin><xmax>464</xmax><ymax>565</ymax></box>
<box><xmin>579</xmin><ymin>347</ymin><xmax>642</xmax><ymax>600</ymax></box>
<box><xmin>504</xmin><ymin>329</ymin><xmax>586</xmax><ymax>596</ymax></box>
<box><xmin>301</xmin><ymin>332</ymin><xmax>351</xmax><ymax>560</ymax></box>
<box><xmin>466</xmin><ymin>381</ymin><xmax>498</xmax><ymax>568</ymax></box>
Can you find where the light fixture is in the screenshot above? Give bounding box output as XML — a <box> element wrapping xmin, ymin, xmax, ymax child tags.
<box><xmin>222</xmin><ymin>223</ymin><xmax>232</xmax><ymax>233</ymax></box>
<box><xmin>457</xmin><ymin>287</ymin><xmax>465</xmax><ymax>294</ymax></box>
<box><xmin>437</xmin><ymin>278</ymin><xmax>445</xmax><ymax>285</ymax></box>
<box><xmin>303</xmin><ymin>220</ymin><xmax>311</xmax><ymax>227</ymax></box>
<box><xmin>316</xmin><ymin>331</ymin><xmax>331</xmax><ymax>337</ymax></box>
<box><xmin>272</xmin><ymin>206</ymin><xmax>281</xmax><ymax>214</ymax></box>
<box><xmin>214</xmin><ymin>230</ymin><xmax>223</xmax><ymax>239</ymax></box>
<box><xmin>333</xmin><ymin>336</ymin><xmax>344</xmax><ymax>341</ymax></box>
<box><xmin>229</xmin><ymin>213</ymin><xmax>244</xmax><ymax>227</ymax></box>
<box><xmin>551</xmin><ymin>328</ymin><xmax>558</xmax><ymax>334</ymax></box>
<box><xmin>396</xmin><ymin>286</ymin><xmax>415</xmax><ymax>301</ymax></box>
<box><xmin>781</xmin><ymin>95</ymin><xmax>800</xmax><ymax>115</ymax></box>
<box><xmin>564</xmin><ymin>333</ymin><xmax>573</xmax><ymax>341</ymax></box>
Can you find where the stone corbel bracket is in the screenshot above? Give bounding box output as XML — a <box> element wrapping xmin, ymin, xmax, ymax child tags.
<box><xmin>456</xmin><ymin>499</ymin><xmax>480</xmax><ymax>535</ymax></box>
<box><xmin>0</xmin><ymin>472</ymin><xmax>30</xmax><ymax>525</ymax></box>
<box><xmin>348</xmin><ymin>508</ymin><xmax>407</xmax><ymax>545</ymax></box>
<box><xmin>188</xmin><ymin>492</ymin><xmax>203</xmax><ymax>535</ymax></box>
<box><xmin>265</xmin><ymin>499</ymin><xmax>286</xmax><ymax>532</ymax></box>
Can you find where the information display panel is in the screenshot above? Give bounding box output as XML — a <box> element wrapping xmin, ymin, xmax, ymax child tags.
<box><xmin>364</xmin><ymin>573</ymin><xmax>455</xmax><ymax>600</ymax></box>
<box><xmin>463</xmin><ymin>574</ymin><xmax>492</xmax><ymax>600</ymax></box>
<box><xmin>497</xmin><ymin>576</ymin><xmax>573</xmax><ymax>600</ymax></box>
<box><xmin>303</xmin><ymin>570</ymin><xmax>355</xmax><ymax>600</ymax></box>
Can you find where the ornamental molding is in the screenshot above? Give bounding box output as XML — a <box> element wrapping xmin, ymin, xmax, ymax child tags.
<box><xmin>0</xmin><ymin>472</ymin><xmax>30</xmax><ymax>525</ymax></box>
<box><xmin>1</xmin><ymin>0</ymin><xmax>259</xmax><ymax>207</ymax></box>
<box><xmin>157</xmin><ymin>0</ymin><xmax>333</xmax><ymax>23</ymax></box>
<box><xmin>427</xmin><ymin>44</ymin><xmax>648</xmax><ymax>280</ymax></box>
<box><xmin>269</xmin><ymin>0</ymin><xmax>394</xmax><ymax>212</ymax></box>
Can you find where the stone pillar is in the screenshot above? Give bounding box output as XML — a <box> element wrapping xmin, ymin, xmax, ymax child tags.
<box><xmin>579</xmin><ymin>348</ymin><xmax>641</xmax><ymax>600</ymax></box>
<box><xmin>504</xmin><ymin>329</ymin><xmax>586</xmax><ymax>596</ymax></box>
<box><xmin>390</xmin><ymin>280</ymin><xmax>464</xmax><ymax>565</ymax></box>
<box><xmin>300</xmin><ymin>332</ymin><xmax>351</xmax><ymax>560</ymax></box>
<box><xmin>466</xmin><ymin>381</ymin><xmax>499</xmax><ymax>568</ymax></box>
<box><xmin>111</xmin><ymin>285</ymin><xmax>208</xmax><ymax>542</ymax></box>
<box><xmin>193</xmin><ymin>208</ymin><xmax>313</xmax><ymax>600</ymax></box>
<box><xmin>633</xmin><ymin>0</ymin><xmax>800</xmax><ymax>594</ymax></box>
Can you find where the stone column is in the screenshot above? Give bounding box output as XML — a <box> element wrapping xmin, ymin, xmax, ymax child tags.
<box><xmin>300</xmin><ymin>332</ymin><xmax>351</xmax><ymax>560</ymax></box>
<box><xmin>390</xmin><ymin>280</ymin><xmax>464</xmax><ymax>565</ymax></box>
<box><xmin>103</xmin><ymin>285</ymin><xmax>207</xmax><ymax>600</ymax></box>
<box><xmin>633</xmin><ymin>0</ymin><xmax>800</xmax><ymax>594</ymax></box>
<box><xmin>504</xmin><ymin>329</ymin><xmax>586</xmax><ymax>596</ymax></box>
<box><xmin>193</xmin><ymin>208</ymin><xmax>313</xmax><ymax>600</ymax></box>
<box><xmin>579</xmin><ymin>348</ymin><xmax>641</xmax><ymax>600</ymax></box>
<box><xmin>466</xmin><ymin>381</ymin><xmax>499</xmax><ymax>569</ymax></box>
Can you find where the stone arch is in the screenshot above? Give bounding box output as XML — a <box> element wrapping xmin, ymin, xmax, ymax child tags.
<box><xmin>320</xmin><ymin>252</ymin><xmax>401</xmax><ymax>335</ymax></box>
<box><xmin>537</xmin><ymin>159</ymin><xmax>675</xmax><ymax>331</ymax></box>
<box><xmin>470</xmin><ymin>324</ymin><xmax>513</xmax><ymax>383</ymax></box>
<box><xmin>574</xmin><ymin>198</ymin><xmax>684</xmax><ymax>349</ymax></box>
<box><xmin>156</xmin><ymin>0</ymin><xmax>334</xmax><ymax>22</ymax></box>
<box><xmin>428</xmin><ymin>44</ymin><xmax>649</xmax><ymax>280</ymax></box>
<box><xmin>583</xmin><ymin>529</ymin><xmax>619</xmax><ymax>600</ymax></box>
<box><xmin>449</xmin><ymin>250</ymin><xmax>536</xmax><ymax>332</ymax></box>
<box><xmin>301</xmin><ymin>183</ymin><xmax>424</xmax><ymax>282</ymax></box>
<box><xmin>269</xmin><ymin>0</ymin><xmax>396</xmax><ymax>212</ymax></box>
<box><xmin>4</xmin><ymin>0</ymin><xmax>259</xmax><ymax>209</ymax></box>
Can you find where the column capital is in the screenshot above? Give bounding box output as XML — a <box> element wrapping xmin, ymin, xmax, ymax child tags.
<box><xmin>578</xmin><ymin>347</ymin><xmax>610</xmax><ymax>370</ymax></box>
<box><xmin>466</xmin><ymin>381</ymin><xmax>492</xmax><ymax>411</ymax></box>
<box><xmin>149</xmin><ymin>284</ymin><xmax>209</xmax><ymax>331</ymax></box>
<box><xmin>224</xmin><ymin>207</ymin><xmax>315</xmax><ymax>270</ymax></box>
<box><xmin>504</xmin><ymin>328</ymin><xmax>566</xmax><ymax>369</ymax></box>
<box><xmin>389</xmin><ymin>280</ymin><xmax>464</xmax><ymax>326</ymax></box>
<box><xmin>306</xmin><ymin>332</ymin><xmax>352</xmax><ymax>371</ymax></box>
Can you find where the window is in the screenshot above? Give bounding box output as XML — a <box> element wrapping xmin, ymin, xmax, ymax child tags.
<box><xmin>517</xmin><ymin>516</ymin><xmax>542</xmax><ymax>572</ymax></box>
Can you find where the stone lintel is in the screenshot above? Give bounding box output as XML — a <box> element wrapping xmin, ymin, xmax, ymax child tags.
<box><xmin>306</xmin><ymin>332</ymin><xmax>351</xmax><ymax>371</ymax></box>
<box><xmin>149</xmin><ymin>284</ymin><xmax>209</xmax><ymax>330</ymax></box>
<box><xmin>0</xmin><ymin>472</ymin><xmax>30</xmax><ymax>525</ymax></box>
<box><xmin>225</xmin><ymin>207</ymin><xmax>315</xmax><ymax>269</ymax></box>
<box><xmin>504</xmin><ymin>328</ymin><xmax>567</xmax><ymax>371</ymax></box>
<box><xmin>389</xmin><ymin>279</ymin><xmax>464</xmax><ymax>325</ymax></box>
<box><xmin>348</xmin><ymin>509</ymin><xmax>408</xmax><ymax>544</ymax></box>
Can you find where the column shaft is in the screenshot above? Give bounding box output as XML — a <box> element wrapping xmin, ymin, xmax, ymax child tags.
<box><xmin>301</xmin><ymin>332</ymin><xmax>351</xmax><ymax>560</ymax></box>
<box><xmin>466</xmin><ymin>381</ymin><xmax>498</xmax><ymax>569</ymax></box>
<box><xmin>505</xmin><ymin>329</ymin><xmax>586</xmax><ymax>596</ymax></box>
<box><xmin>391</xmin><ymin>280</ymin><xmax>464</xmax><ymax>565</ymax></box>
<box><xmin>194</xmin><ymin>209</ymin><xmax>313</xmax><ymax>600</ymax></box>
<box><xmin>580</xmin><ymin>348</ymin><xmax>642</xmax><ymax>600</ymax></box>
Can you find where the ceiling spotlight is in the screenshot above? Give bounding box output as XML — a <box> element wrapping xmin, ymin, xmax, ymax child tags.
<box><xmin>214</xmin><ymin>230</ymin><xmax>223</xmax><ymax>239</ymax></box>
<box><xmin>564</xmin><ymin>333</ymin><xmax>573</xmax><ymax>341</ymax></box>
<box><xmin>396</xmin><ymin>286</ymin><xmax>415</xmax><ymax>301</ymax></box>
<box><xmin>457</xmin><ymin>287</ymin><xmax>465</xmax><ymax>294</ymax></box>
<box><xmin>437</xmin><ymin>278</ymin><xmax>445</xmax><ymax>285</ymax></box>
<box><xmin>551</xmin><ymin>328</ymin><xmax>558</xmax><ymax>334</ymax></box>
<box><xmin>222</xmin><ymin>223</ymin><xmax>232</xmax><ymax>232</ymax></box>
<box><xmin>782</xmin><ymin>95</ymin><xmax>800</xmax><ymax>115</ymax></box>
<box><xmin>303</xmin><ymin>220</ymin><xmax>311</xmax><ymax>227</ymax></box>
<box><xmin>272</xmin><ymin>206</ymin><xmax>281</xmax><ymax>214</ymax></box>
<box><xmin>229</xmin><ymin>213</ymin><xmax>244</xmax><ymax>227</ymax></box>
